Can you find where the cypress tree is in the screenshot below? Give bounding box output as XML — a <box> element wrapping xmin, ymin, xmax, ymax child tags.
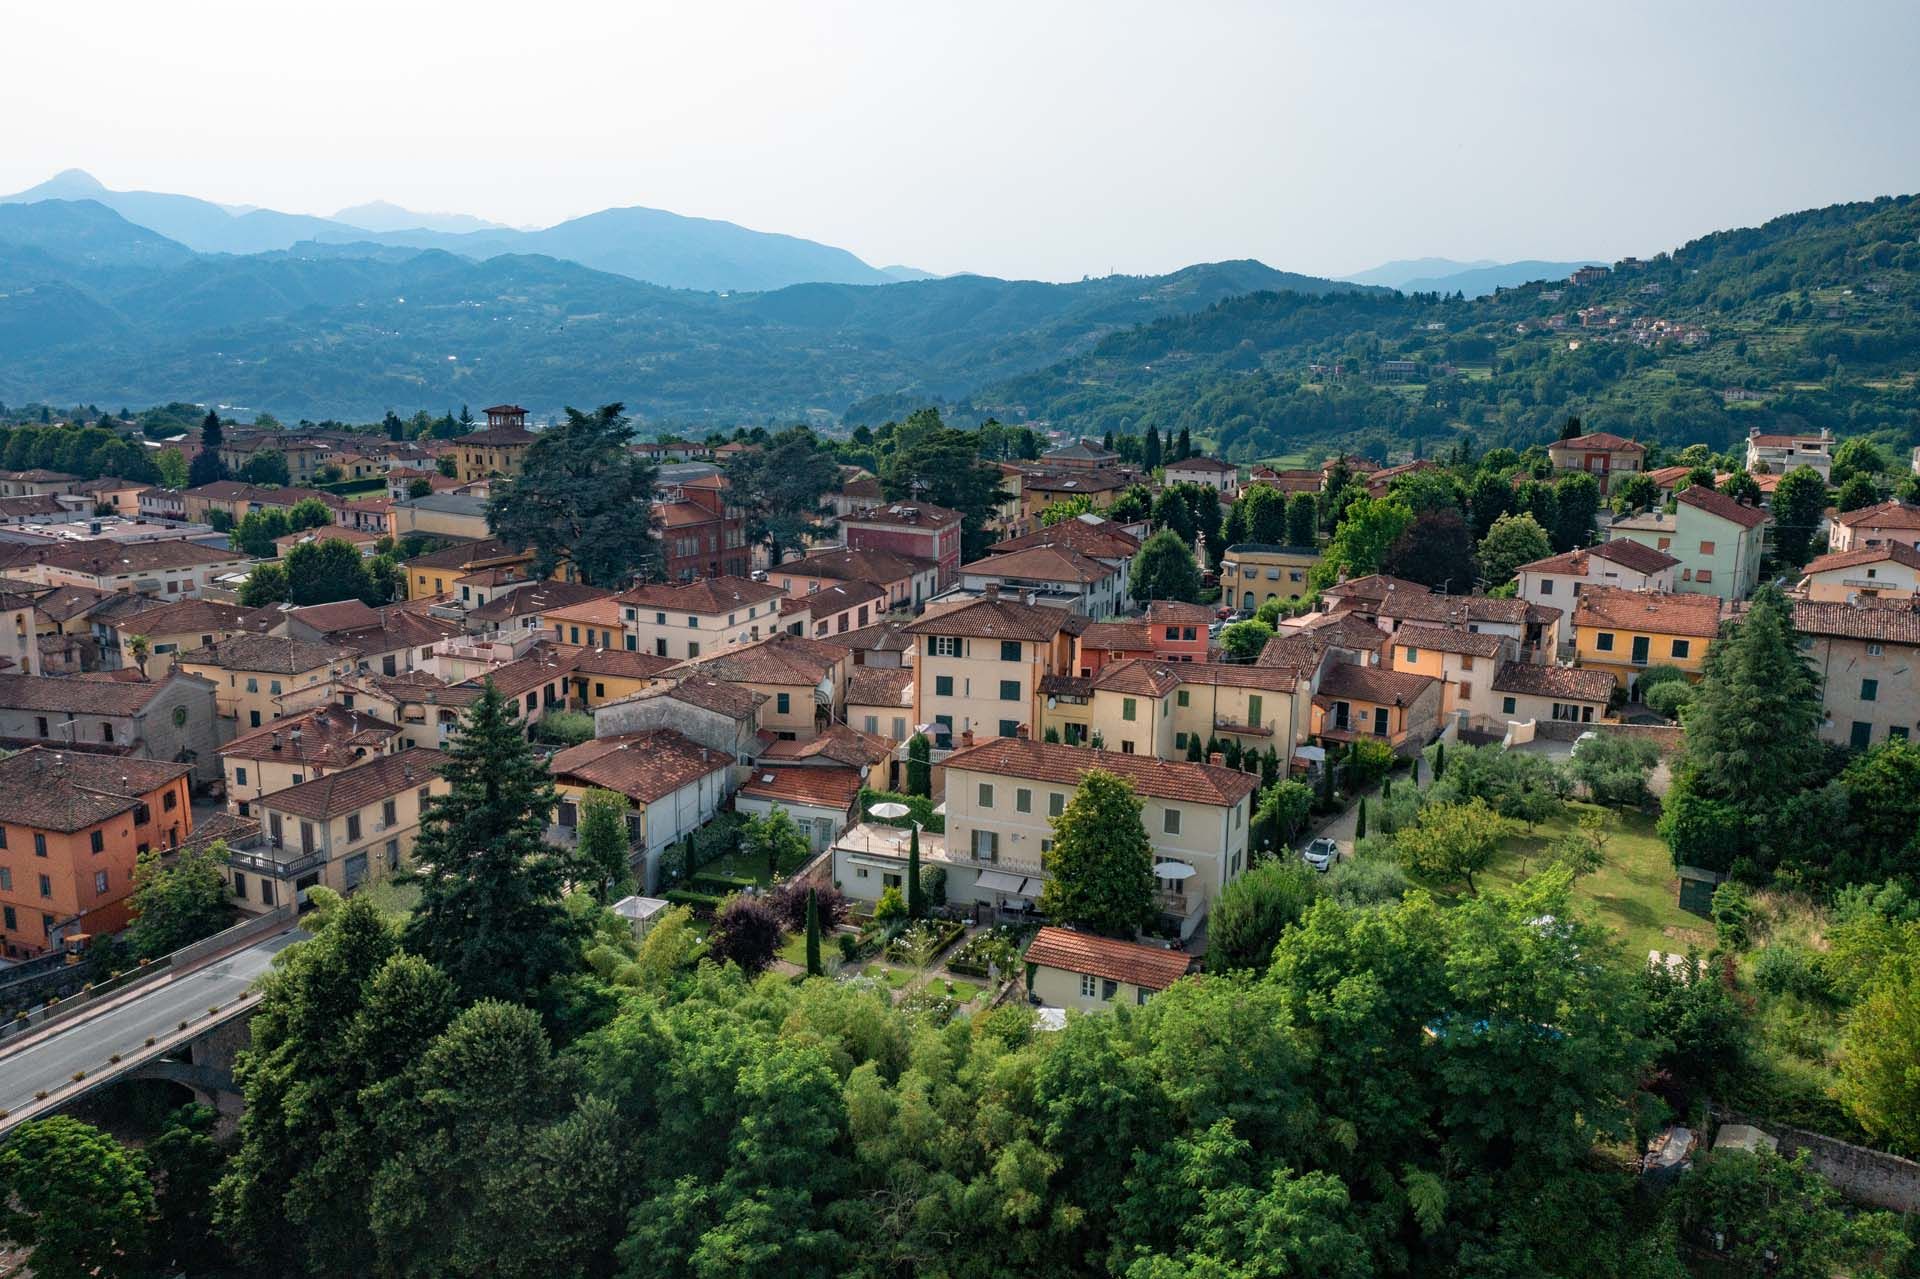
<box><xmin>1186</xmin><ymin>735</ymin><xmax>1203</xmax><ymax>762</ymax></box>
<box><xmin>906</xmin><ymin>826</ymin><xmax>925</xmax><ymax>919</ymax></box>
<box><xmin>1432</xmin><ymin>741</ymin><xmax>1446</xmax><ymax>781</ymax></box>
<box><xmin>401</xmin><ymin>681</ymin><xmax>580</xmax><ymax>1004</ymax></box>
<box><xmin>1175</xmin><ymin>426</ymin><xmax>1192</xmax><ymax>461</ymax></box>
<box><xmin>1356</xmin><ymin>798</ymin><xmax>1368</xmax><ymax>840</ymax></box>
<box><xmin>1145</xmin><ymin>425</ymin><xmax>1162</xmax><ymax>472</ymax></box>
<box><xmin>1382</xmin><ymin>774</ymin><xmax>1393</xmax><ymax>801</ymax></box>
<box><xmin>804</xmin><ymin>887</ymin><xmax>823</xmax><ymax>976</ymax></box>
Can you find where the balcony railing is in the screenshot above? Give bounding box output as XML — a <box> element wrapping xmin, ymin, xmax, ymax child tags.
<box><xmin>226</xmin><ymin>839</ymin><xmax>327</xmax><ymax>880</ymax></box>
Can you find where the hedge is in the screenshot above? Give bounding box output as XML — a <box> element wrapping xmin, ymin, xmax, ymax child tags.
<box><xmin>857</xmin><ymin>788</ymin><xmax>945</xmax><ymax>834</ymax></box>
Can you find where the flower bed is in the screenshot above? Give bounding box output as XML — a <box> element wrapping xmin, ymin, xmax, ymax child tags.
<box><xmin>885</xmin><ymin>918</ymin><xmax>966</xmax><ymax>965</ymax></box>
<box><xmin>946</xmin><ymin>924</ymin><xmax>1030</xmax><ymax>979</ymax></box>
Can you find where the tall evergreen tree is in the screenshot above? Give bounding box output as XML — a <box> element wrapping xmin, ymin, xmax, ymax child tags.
<box><xmin>1144</xmin><ymin>425</ymin><xmax>1162</xmax><ymax>471</ymax></box>
<box><xmin>1175</xmin><ymin>426</ymin><xmax>1192</xmax><ymax>461</ymax></box>
<box><xmin>906</xmin><ymin>825</ymin><xmax>925</xmax><ymax>918</ymax></box>
<box><xmin>1037</xmin><ymin>769</ymin><xmax>1156</xmax><ymax>938</ymax></box>
<box><xmin>402</xmin><ymin>681</ymin><xmax>580</xmax><ymax>1004</ymax></box>
<box><xmin>188</xmin><ymin>410</ymin><xmax>226</xmax><ymax>486</ymax></box>
<box><xmin>805</xmin><ymin>887</ymin><xmax>823</xmax><ymax>976</ymax></box>
<box><xmin>1285</xmin><ymin>492</ymin><xmax>1319</xmax><ymax>547</ymax></box>
<box><xmin>485</xmin><ymin>402</ymin><xmax>659</xmax><ymax>586</ymax></box>
<box><xmin>1770</xmin><ymin>465</ymin><xmax>1829</xmax><ymax>566</ymax></box>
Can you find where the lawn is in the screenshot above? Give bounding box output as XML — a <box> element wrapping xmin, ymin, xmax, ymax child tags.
<box><xmin>699</xmin><ymin>848</ymin><xmax>776</xmax><ymax>886</ymax></box>
<box><xmin>1478</xmin><ymin>804</ymin><xmax>1710</xmax><ymax>965</ymax></box>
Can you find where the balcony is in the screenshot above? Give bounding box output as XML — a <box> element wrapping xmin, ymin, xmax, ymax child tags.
<box><xmin>225</xmin><ymin>835</ymin><xmax>326</xmax><ymax>881</ymax></box>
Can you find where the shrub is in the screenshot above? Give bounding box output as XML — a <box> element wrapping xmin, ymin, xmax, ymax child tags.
<box><xmin>1711</xmin><ymin>880</ymin><xmax>1757</xmax><ymax>950</ymax></box>
<box><xmin>948</xmin><ymin>925</ymin><xmax>1028</xmax><ymax>978</ymax></box>
<box><xmin>1325</xmin><ymin>851</ymin><xmax>1409</xmax><ymax>907</ymax></box>
<box><xmin>837</xmin><ymin>933</ymin><xmax>859</xmax><ymax>962</ymax></box>
<box><xmin>1634</xmin><ymin>664</ymin><xmax>1689</xmax><ymax>694</ymax></box>
<box><xmin>1753</xmin><ymin>944</ymin><xmax>1834</xmax><ymax>1003</ymax></box>
<box><xmin>875</xmin><ymin>885</ymin><xmax>907</xmax><ymax>922</ymax></box>
<box><xmin>1571</xmin><ymin>732</ymin><xmax>1661</xmax><ymax>807</ymax></box>
<box><xmin>1641</xmin><ymin>679</ymin><xmax>1694</xmax><ymax>721</ymax></box>
<box><xmin>706</xmin><ymin>894</ymin><xmax>785</xmax><ymax>976</ymax></box>
<box><xmin>1209</xmin><ymin>860</ymin><xmax>1322</xmax><ymax>972</ymax></box>
<box><xmin>1345</xmin><ymin>737</ymin><xmax>1395</xmax><ymax>788</ymax></box>
<box><xmin>858</xmin><ymin>788</ymin><xmax>945</xmax><ymax>834</ymax></box>
<box><xmin>770</xmin><ymin>880</ymin><xmax>849</xmax><ymax>932</ymax></box>
<box><xmin>533</xmin><ymin>710</ymin><xmax>595</xmax><ymax>747</ymax></box>
<box><xmin>663</xmin><ymin>888</ymin><xmax>726</xmax><ymax>915</ymax></box>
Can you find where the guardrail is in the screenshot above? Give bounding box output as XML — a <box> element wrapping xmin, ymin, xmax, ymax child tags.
<box><xmin>0</xmin><ymin>905</ymin><xmax>294</xmax><ymax>1052</ymax></box>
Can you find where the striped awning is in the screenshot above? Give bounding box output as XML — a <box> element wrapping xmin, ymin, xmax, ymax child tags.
<box><xmin>975</xmin><ymin>869</ymin><xmax>1027</xmax><ymax>894</ymax></box>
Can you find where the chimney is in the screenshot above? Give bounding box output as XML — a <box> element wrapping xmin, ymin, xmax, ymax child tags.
<box><xmin>984</xmin><ymin>584</ymin><xmax>1000</xmax><ymax>602</ymax></box>
<box><xmin>1015</xmin><ymin>723</ymin><xmax>1030</xmax><ymax>740</ymax></box>
<box><xmin>271</xmin><ymin>731</ymin><xmax>282</xmax><ymax>752</ymax></box>
<box><xmin>290</xmin><ymin>726</ymin><xmax>303</xmax><ymax>747</ymax></box>
<box><xmin>961</xmin><ymin>727</ymin><xmax>975</xmax><ymax>748</ymax></box>
<box><xmin>1208</xmin><ymin>752</ymin><xmax>1224</xmax><ymax>766</ymax></box>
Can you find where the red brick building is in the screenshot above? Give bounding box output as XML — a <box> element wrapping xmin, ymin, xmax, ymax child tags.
<box><xmin>841</xmin><ymin>501</ymin><xmax>964</xmax><ymax>589</ymax></box>
<box><xmin>654</xmin><ymin>475</ymin><xmax>749</xmax><ymax>582</ymax></box>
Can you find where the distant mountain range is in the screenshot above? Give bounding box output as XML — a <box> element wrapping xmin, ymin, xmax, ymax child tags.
<box><xmin>0</xmin><ymin>196</ymin><xmax>1380</xmax><ymax>422</ymax></box>
<box><xmin>1342</xmin><ymin>256</ymin><xmax>1605</xmax><ymax>298</ymax></box>
<box><xmin>0</xmin><ymin>169</ymin><xmax>910</xmax><ymax>293</ymax></box>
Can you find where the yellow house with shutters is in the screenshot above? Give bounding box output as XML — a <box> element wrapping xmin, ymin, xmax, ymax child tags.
<box><xmin>1571</xmin><ymin>587</ymin><xmax>1724</xmax><ymax>694</ymax></box>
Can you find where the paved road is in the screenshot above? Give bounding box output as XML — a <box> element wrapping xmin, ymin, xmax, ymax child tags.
<box><xmin>0</xmin><ymin>930</ymin><xmax>299</xmax><ymax>1116</ymax></box>
<box><xmin>1296</xmin><ymin>753</ymin><xmax>1432</xmax><ymax>864</ymax></box>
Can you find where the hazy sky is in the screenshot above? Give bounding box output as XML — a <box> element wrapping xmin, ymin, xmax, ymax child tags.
<box><xmin>6</xmin><ymin>1</ymin><xmax>1918</xmax><ymax>281</ymax></box>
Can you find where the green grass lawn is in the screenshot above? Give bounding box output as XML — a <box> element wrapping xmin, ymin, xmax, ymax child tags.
<box><xmin>1478</xmin><ymin>804</ymin><xmax>1711</xmax><ymax>964</ymax></box>
<box><xmin>699</xmin><ymin>848</ymin><xmax>775</xmax><ymax>885</ymax></box>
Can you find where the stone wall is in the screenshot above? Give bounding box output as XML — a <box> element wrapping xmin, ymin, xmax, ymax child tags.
<box><xmin>1717</xmin><ymin>1111</ymin><xmax>1920</xmax><ymax>1213</ymax></box>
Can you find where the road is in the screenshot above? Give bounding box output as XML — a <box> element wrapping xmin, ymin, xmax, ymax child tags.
<box><xmin>0</xmin><ymin>930</ymin><xmax>300</xmax><ymax>1117</ymax></box>
<box><xmin>1296</xmin><ymin>752</ymin><xmax>1432</xmax><ymax>863</ymax></box>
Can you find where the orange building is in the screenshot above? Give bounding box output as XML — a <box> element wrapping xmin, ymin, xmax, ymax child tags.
<box><xmin>0</xmin><ymin>748</ymin><xmax>194</xmax><ymax>957</ymax></box>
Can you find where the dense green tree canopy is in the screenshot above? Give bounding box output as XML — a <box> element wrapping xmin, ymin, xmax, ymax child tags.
<box><xmin>487</xmin><ymin>402</ymin><xmax>660</xmax><ymax>586</ymax></box>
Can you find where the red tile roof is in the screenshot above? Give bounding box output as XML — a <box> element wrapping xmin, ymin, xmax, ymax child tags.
<box><xmin>941</xmin><ymin>736</ymin><xmax>1260</xmax><ymax>806</ymax></box>
<box><xmin>739</xmin><ymin>764</ymin><xmax>865</xmax><ymax>810</ymax></box>
<box><xmin>466</xmin><ymin>581</ymin><xmax>612</xmax><ymax>622</ymax></box>
<box><xmin>962</xmin><ymin>543</ymin><xmax>1114</xmax><ymax>585</ymax></box>
<box><xmin>1676</xmin><ymin>484</ymin><xmax>1769</xmax><ymax>529</ymax></box>
<box><xmin>1832</xmin><ymin>500</ymin><xmax>1920</xmax><ymax>531</ymax></box>
<box><xmin>551</xmin><ymin>730</ymin><xmax>729</xmax><ymax>804</ymax></box>
<box><xmin>1391</xmin><ymin>624</ymin><xmax>1508</xmax><ymax>659</ymax></box>
<box><xmin>678</xmin><ymin>632</ymin><xmax>847</xmax><ymax>687</ymax></box>
<box><xmin>776</xmin><ymin>545</ymin><xmax>936</xmax><ymax>585</ymax></box>
<box><xmin>844</xmin><ymin>665</ymin><xmax>913</xmax><ymax>708</ymax></box>
<box><xmin>1801</xmin><ymin>542</ymin><xmax>1920</xmax><ymax>575</ymax></box>
<box><xmin>1025</xmin><ymin>926</ymin><xmax>1191</xmax><ymax>992</ymax></box>
<box><xmin>1793</xmin><ymin>599</ymin><xmax>1920</xmax><ymax>645</ymax></box>
<box><xmin>110</xmin><ymin>597</ymin><xmax>279</xmax><ymax>638</ymax></box>
<box><xmin>1315</xmin><ymin>662</ymin><xmax>1439</xmax><ymax>707</ymax></box>
<box><xmin>841</xmin><ymin>500</ymin><xmax>963</xmax><ymax>528</ymax></box>
<box><xmin>1573</xmin><ymin>587</ymin><xmax>1726</xmax><ymax>639</ymax></box>
<box><xmin>1079</xmin><ymin>620</ymin><xmax>1153</xmax><ymax>652</ymax></box>
<box><xmin>1490</xmin><ymin>661</ymin><xmax>1614</xmax><ymax>703</ymax></box>
<box><xmin>903</xmin><ymin>597</ymin><xmax>1089</xmax><ymax>642</ymax></box>
<box><xmin>615</xmin><ymin>575</ymin><xmax>785</xmax><ymax>614</ymax></box>
<box><xmin>759</xmin><ymin>723</ymin><xmax>892</xmax><ymax>768</ymax></box>
<box><xmin>1552</xmin><ymin>431</ymin><xmax>1644</xmax><ymax>453</ymax></box>
<box><xmin>0</xmin><ymin>747</ymin><xmax>190</xmax><ymax>831</ymax></box>
<box><xmin>257</xmin><ymin>747</ymin><xmax>444</xmax><ymax>821</ymax></box>
<box><xmin>220</xmin><ymin>704</ymin><xmax>398</xmax><ymax>768</ymax></box>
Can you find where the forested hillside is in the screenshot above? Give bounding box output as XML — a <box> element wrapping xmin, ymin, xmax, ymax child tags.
<box><xmin>988</xmin><ymin>194</ymin><xmax>1920</xmax><ymax>461</ymax></box>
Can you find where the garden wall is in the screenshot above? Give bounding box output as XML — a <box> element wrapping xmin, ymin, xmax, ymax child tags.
<box><xmin>1716</xmin><ymin>1110</ymin><xmax>1920</xmax><ymax>1213</ymax></box>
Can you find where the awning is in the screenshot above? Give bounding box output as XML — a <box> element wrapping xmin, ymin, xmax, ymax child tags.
<box><xmin>975</xmin><ymin>869</ymin><xmax>1027</xmax><ymax>894</ymax></box>
<box><xmin>1019</xmin><ymin>877</ymin><xmax>1046</xmax><ymax>896</ymax></box>
<box><xmin>844</xmin><ymin>853</ymin><xmax>905</xmax><ymax>871</ymax></box>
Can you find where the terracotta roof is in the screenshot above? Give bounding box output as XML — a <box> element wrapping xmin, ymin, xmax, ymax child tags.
<box><xmin>452</xmin><ymin>425</ymin><xmax>538</xmax><ymax>447</ymax></box>
<box><xmin>1146</xmin><ymin>600</ymin><xmax>1215</xmax><ymax>625</ymax></box>
<box><xmin>902</xmin><ymin>597</ymin><xmax>1089</xmax><ymax>642</ymax></box>
<box><xmin>1831</xmin><ymin>500</ymin><xmax>1920</xmax><ymax>531</ymax></box>
<box><xmin>615</xmin><ymin>575</ymin><xmax>785</xmax><ymax>614</ymax></box>
<box><xmin>1748</xmin><ymin>431</ymin><xmax>1830</xmax><ymax>448</ymax></box>
<box><xmin>759</xmin><ymin>723</ymin><xmax>892</xmax><ymax>768</ymax></box>
<box><xmin>0</xmin><ymin>671</ymin><xmax>193</xmax><ymax>716</ymax></box>
<box><xmin>22</xmin><ymin>584</ymin><xmax>115</xmax><ymax>623</ymax></box>
<box><xmin>1801</xmin><ymin>542</ymin><xmax>1920</xmax><ymax>575</ymax></box>
<box><xmin>679</xmin><ymin>632</ymin><xmax>847</xmax><ymax>687</ymax></box>
<box><xmin>837</xmin><ymin>618</ymin><xmax>917</xmax><ymax>656</ymax></box>
<box><xmin>1315</xmin><ymin>662</ymin><xmax>1440</xmax><ymax>707</ymax></box>
<box><xmin>0</xmin><ymin>747</ymin><xmax>191</xmax><ymax>832</ymax></box>
<box><xmin>1552</xmin><ymin>431</ymin><xmax>1644</xmax><ymax>453</ymax></box>
<box><xmin>842</xmin><ymin>500</ymin><xmax>963</xmax><ymax>528</ymax></box>
<box><xmin>1079</xmin><ymin>620</ymin><xmax>1153</xmax><ymax>652</ymax></box>
<box><xmin>466</xmin><ymin>581</ymin><xmax>611</xmax><ymax>622</ymax></box>
<box><xmin>550</xmin><ymin>730</ymin><xmax>729</xmax><ymax>804</ymax></box>
<box><xmin>791</xmin><ymin>579</ymin><xmax>887</xmax><ymax>615</ymax></box>
<box><xmin>964</xmin><ymin>543</ymin><xmax>1114</xmax><ymax>585</ymax></box>
<box><xmin>1038</xmin><ymin>674</ymin><xmax>1094</xmax><ymax>698</ymax></box>
<box><xmin>321</xmin><ymin>610</ymin><xmax>464</xmax><ymax>659</ymax></box>
<box><xmin>1024</xmin><ymin>926</ymin><xmax>1191</xmax><ymax>992</ymax></box>
<box><xmin>941</xmin><ymin>737</ymin><xmax>1260</xmax><ymax>806</ymax></box>
<box><xmin>0</xmin><ymin>495</ymin><xmax>66</xmax><ymax>519</ymax></box>
<box><xmin>112</xmin><ymin>597</ymin><xmax>279</xmax><ymax>638</ymax></box>
<box><xmin>1165</xmin><ymin>455</ymin><xmax>1236</xmax><ymax>473</ymax></box>
<box><xmin>1521</xmin><ymin>540</ymin><xmax>1681</xmax><ymax>577</ymax></box>
<box><xmin>0</xmin><ymin>469</ymin><xmax>78</xmax><ymax>483</ymax></box>
<box><xmin>287</xmin><ymin>599</ymin><xmax>381</xmax><ymax>633</ymax></box>
<box><xmin>1572</xmin><ymin>587</ymin><xmax>1726</xmax><ymax>639</ymax></box>
<box><xmin>1646</xmin><ymin>465</ymin><xmax>1695</xmax><ymax>488</ymax></box>
<box><xmin>220</xmin><ymin>704</ymin><xmax>399</xmax><ymax>767</ymax></box>
<box><xmin>562</xmin><ymin>647</ymin><xmax>674</xmax><ymax>682</ymax></box>
<box><xmin>402</xmin><ymin>537</ymin><xmax>526</xmax><ymax>571</ymax></box>
<box><xmin>33</xmin><ymin>539</ymin><xmax>243</xmax><ymax>576</ymax></box>
<box><xmin>1019</xmin><ymin>469</ymin><xmax>1129</xmax><ymax>495</ymax></box>
<box><xmin>1323</xmin><ymin>574</ymin><xmax>1430</xmax><ymax>606</ymax></box>
<box><xmin>1676</xmin><ymin>484</ymin><xmax>1769</xmax><ymax>529</ymax></box>
<box><xmin>465</xmin><ymin>644</ymin><xmax>582</xmax><ymax>699</ymax></box>
<box><xmin>840</xmin><ymin>473</ymin><xmax>883</xmax><ymax>500</ymax></box>
<box><xmin>366</xmin><ymin>672</ymin><xmax>485</xmax><ymax>708</ymax></box>
<box><xmin>740</xmin><ymin>764</ymin><xmax>865</xmax><ymax>810</ymax></box>
<box><xmin>260</xmin><ymin>747</ymin><xmax>444</xmax><ymax>820</ymax></box>
<box><xmin>1490</xmin><ymin>661</ymin><xmax>1614</xmax><ymax>702</ymax></box>
<box><xmin>1391</xmin><ymin>624</ymin><xmax>1508</xmax><ymax>659</ymax></box>
<box><xmin>1381</xmin><ymin>592</ymin><xmax>1533</xmax><ymax>628</ymax></box>
<box><xmin>844</xmin><ymin>665</ymin><xmax>913</xmax><ymax>708</ymax></box>
<box><xmin>1041</xmin><ymin>438</ymin><xmax>1120</xmax><ymax>462</ymax></box>
<box><xmin>546</xmin><ymin>596</ymin><xmax>628</xmax><ymax>629</ymax></box>
<box><xmin>1793</xmin><ymin>599</ymin><xmax>1920</xmax><ymax>645</ymax></box>
<box><xmin>628</xmin><ymin>674</ymin><xmax>768</xmax><ymax>719</ymax></box>
<box><xmin>777</xmin><ymin>545</ymin><xmax>935</xmax><ymax>585</ymax></box>
<box><xmin>1094</xmin><ymin>658</ymin><xmax>1304</xmax><ymax>698</ymax></box>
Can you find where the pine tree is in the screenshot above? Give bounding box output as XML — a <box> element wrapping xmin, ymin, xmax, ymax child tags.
<box><xmin>805</xmin><ymin>888</ymin><xmax>823</xmax><ymax>977</ymax></box>
<box><xmin>906</xmin><ymin>826</ymin><xmax>925</xmax><ymax>919</ymax></box>
<box><xmin>401</xmin><ymin>682</ymin><xmax>580</xmax><ymax>1004</ymax></box>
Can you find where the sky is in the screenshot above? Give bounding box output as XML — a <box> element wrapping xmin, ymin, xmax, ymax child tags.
<box><xmin>5</xmin><ymin>0</ymin><xmax>1918</xmax><ymax>282</ymax></box>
